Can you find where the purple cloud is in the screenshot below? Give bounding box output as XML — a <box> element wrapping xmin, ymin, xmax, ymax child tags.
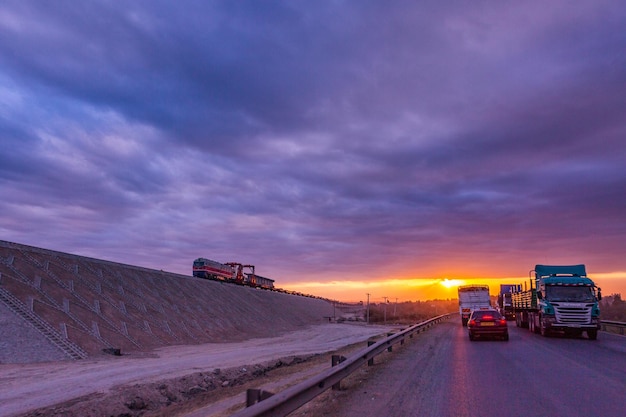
<box><xmin>1</xmin><ymin>1</ymin><xmax>625</xmax><ymax>291</ymax></box>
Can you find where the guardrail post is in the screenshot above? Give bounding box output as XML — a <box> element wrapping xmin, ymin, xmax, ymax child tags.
<box><xmin>246</xmin><ymin>389</ymin><xmax>274</xmax><ymax>407</ymax></box>
<box><xmin>332</xmin><ymin>355</ymin><xmax>347</xmax><ymax>390</ymax></box>
<box><xmin>387</xmin><ymin>333</ymin><xmax>394</xmax><ymax>352</ymax></box>
<box><xmin>367</xmin><ymin>341</ymin><xmax>375</xmax><ymax>366</ymax></box>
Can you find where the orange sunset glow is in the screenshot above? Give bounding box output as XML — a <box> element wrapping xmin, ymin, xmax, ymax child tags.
<box><xmin>283</xmin><ymin>273</ymin><xmax>626</xmax><ymax>303</ymax></box>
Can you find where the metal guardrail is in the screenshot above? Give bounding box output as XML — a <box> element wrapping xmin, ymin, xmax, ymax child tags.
<box><xmin>600</xmin><ymin>320</ymin><xmax>626</xmax><ymax>335</ymax></box>
<box><xmin>230</xmin><ymin>313</ymin><xmax>454</xmax><ymax>417</ymax></box>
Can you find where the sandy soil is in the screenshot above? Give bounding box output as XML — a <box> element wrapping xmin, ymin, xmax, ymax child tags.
<box><xmin>0</xmin><ymin>323</ymin><xmax>395</xmax><ymax>417</ymax></box>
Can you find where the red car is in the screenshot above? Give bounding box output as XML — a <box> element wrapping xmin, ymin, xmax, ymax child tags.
<box><xmin>468</xmin><ymin>309</ymin><xmax>509</xmax><ymax>341</ymax></box>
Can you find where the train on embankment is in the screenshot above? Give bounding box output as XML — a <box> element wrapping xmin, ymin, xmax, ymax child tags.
<box><xmin>192</xmin><ymin>258</ymin><xmax>275</xmax><ymax>289</ymax></box>
<box><xmin>192</xmin><ymin>257</ymin><xmax>334</xmax><ymax>301</ymax></box>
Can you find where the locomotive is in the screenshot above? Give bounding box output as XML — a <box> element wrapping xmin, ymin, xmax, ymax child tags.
<box><xmin>192</xmin><ymin>258</ymin><xmax>275</xmax><ymax>289</ymax></box>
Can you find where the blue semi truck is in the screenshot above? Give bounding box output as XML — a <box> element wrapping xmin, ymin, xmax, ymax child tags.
<box><xmin>511</xmin><ymin>264</ymin><xmax>602</xmax><ymax>339</ymax></box>
<box><xmin>498</xmin><ymin>284</ymin><xmax>521</xmax><ymax>320</ymax></box>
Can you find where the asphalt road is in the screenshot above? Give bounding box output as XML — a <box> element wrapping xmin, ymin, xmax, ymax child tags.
<box><xmin>321</xmin><ymin>320</ymin><xmax>626</xmax><ymax>417</ymax></box>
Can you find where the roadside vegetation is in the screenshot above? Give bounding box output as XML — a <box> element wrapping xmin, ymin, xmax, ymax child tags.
<box><xmin>600</xmin><ymin>294</ymin><xmax>626</xmax><ymax>321</ymax></box>
<box><xmin>367</xmin><ymin>299</ymin><xmax>458</xmax><ymax>324</ymax></box>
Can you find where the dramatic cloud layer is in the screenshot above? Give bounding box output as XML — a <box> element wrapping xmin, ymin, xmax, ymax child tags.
<box><xmin>1</xmin><ymin>1</ymin><xmax>625</xmax><ymax>298</ymax></box>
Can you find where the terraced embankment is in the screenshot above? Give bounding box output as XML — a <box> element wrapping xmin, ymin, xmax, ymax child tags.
<box><xmin>0</xmin><ymin>240</ymin><xmax>334</xmax><ymax>363</ymax></box>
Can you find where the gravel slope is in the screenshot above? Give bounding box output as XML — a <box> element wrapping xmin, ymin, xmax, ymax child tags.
<box><xmin>1</xmin><ymin>323</ymin><xmax>395</xmax><ymax>417</ymax></box>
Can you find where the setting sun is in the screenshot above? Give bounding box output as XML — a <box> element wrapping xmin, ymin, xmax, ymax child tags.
<box><xmin>440</xmin><ymin>279</ymin><xmax>464</xmax><ymax>288</ymax></box>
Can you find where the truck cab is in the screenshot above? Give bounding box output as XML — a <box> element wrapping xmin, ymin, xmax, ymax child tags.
<box><xmin>533</xmin><ymin>265</ymin><xmax>601</xmax><ymax>339</ymax></box>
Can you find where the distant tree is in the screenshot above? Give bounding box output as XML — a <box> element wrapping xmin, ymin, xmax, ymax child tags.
<box><xmin>600</xmin><ymin>294</ymin><xmax>626</xmax><ymax>321</ymax></box>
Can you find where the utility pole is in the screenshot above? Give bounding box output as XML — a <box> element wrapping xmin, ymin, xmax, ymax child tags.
<box><xmin>366</xmin><ymin>293</ymin><xmax>370</xmax><ymax>324</ymax></box>
<box><xmin>383</xmin><ymin>296</ymin><xmax>388</xmax><ymax>324</ymax></box>
<box><xmin>394</xmin><ymin>298</ymin><xmax>398</xmax><ymax>317</ymax></box>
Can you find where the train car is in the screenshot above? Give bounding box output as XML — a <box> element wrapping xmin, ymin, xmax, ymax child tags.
<box><xmin>192</xmin><ymin>258</ymin><xmax>234</xmax><ymax>280</ymax></box>
<box><xmin>245</xmin><ymin>273</ymin><xmax>275</xmax><ymax>289</ymax></box>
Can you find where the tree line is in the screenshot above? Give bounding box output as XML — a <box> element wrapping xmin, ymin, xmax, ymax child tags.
<box><xmin>367</xmin><ymin>299</ymin><xmax>458</xmax><ymax>324</ymax></box>
<box><xmin>366</xmin><ymin>294</ymin><xmax>626</xmax><ymax>324</ymax></box>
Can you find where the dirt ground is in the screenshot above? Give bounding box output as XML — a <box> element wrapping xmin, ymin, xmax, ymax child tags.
<box><xmin>1</xmin><ymin>323</ymin><xmax>396</xmax><ymax>417</ymax></box>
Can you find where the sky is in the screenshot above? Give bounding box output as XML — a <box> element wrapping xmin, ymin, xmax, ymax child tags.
<box><xmin>1</xmin><ymin>1</ymin><xmax>625</xmax><ymax>303</ymax></box>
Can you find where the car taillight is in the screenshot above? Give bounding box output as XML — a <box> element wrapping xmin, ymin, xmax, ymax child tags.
<box><xmin>499</xmin><ymin>319</ymin><xmax>507</xmax><ymax>326</ymax></box>
<box><xmin>469</xmin><ymin>320</ymin><xmax>476</xmax><ymax>326</ymax></box>
<box><xmin>483</xmin><ymin>315</ymin><xmax>493</xmax><ymax>320</ymax></box>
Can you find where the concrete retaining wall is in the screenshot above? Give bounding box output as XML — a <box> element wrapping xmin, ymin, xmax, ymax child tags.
<box><xmin>0</xmin><ymin>240</ymin><xmax>334</xmax><ymax>363</ymax></box>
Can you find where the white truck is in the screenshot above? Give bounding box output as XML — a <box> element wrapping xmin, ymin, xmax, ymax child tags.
<box><xmin>458</xmin><ymin>285</ymin><xmax>491</xmax><ymax>326</ymax></box>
